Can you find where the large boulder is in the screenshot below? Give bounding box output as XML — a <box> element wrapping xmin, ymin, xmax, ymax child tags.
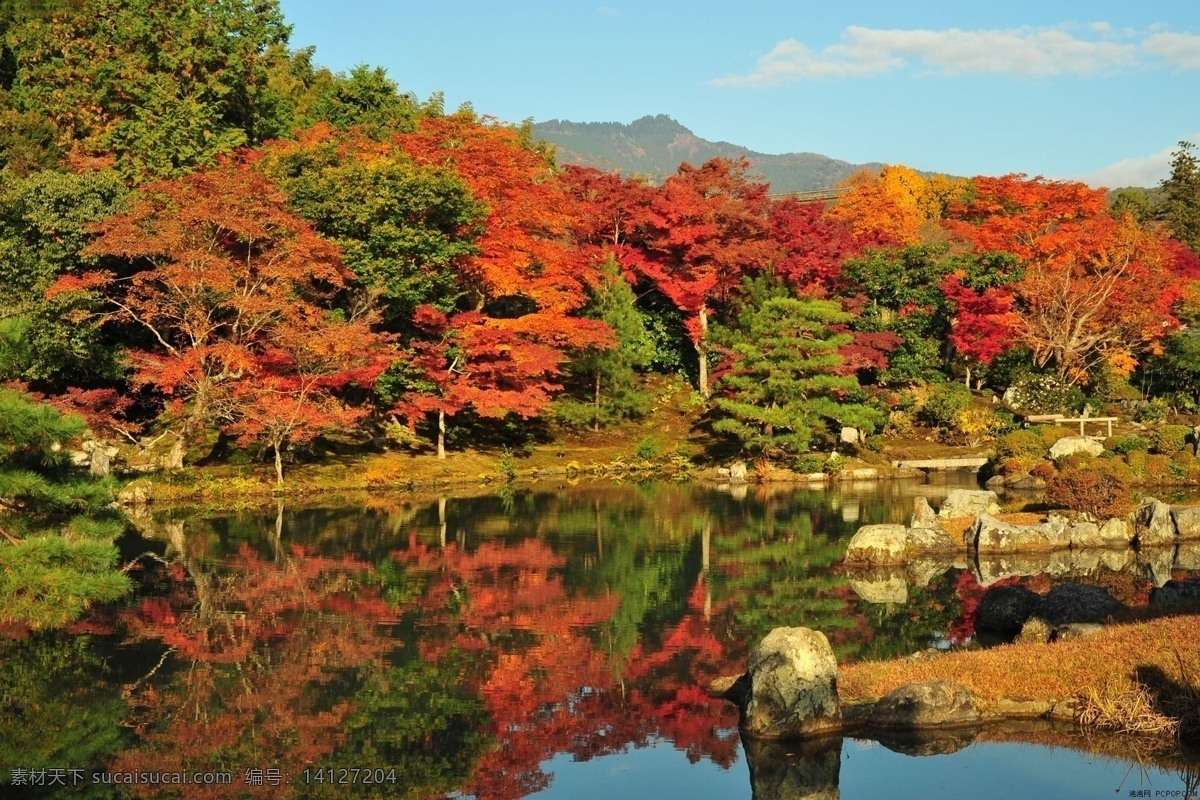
<box><xmin>1172</xmin><ymin>507</ymin><xmax>1200</xmax><ymax>541</ymax></box>
<box><xmin>730</xmin><ymin>461</ymin><xmax>748</xmax><ymax>484</ymax></box>
<box><xmin>1035</xmin><ymin>584</ymin><xmax>1123</xmax><ymax>625</ymax></box>
<box><xmin>869</xmin><ymin>681</ymin><xmax>981</xmax><ymax>729</ymax></box>
<box><xmin>906</xmin><ymin>525</ymin><xmax>960</xmax><ymax>554</ymax></box>
<box><xmin>742</xmin><ymin>627</ymin><xmax>842</xmax><ymax>739</ymax></box>
<box><xmin>1132</xmin><ymin>499</ymin><xmax>1177</xmax><ymax>546</ymax></box>
<box><xmin>1097</xmin><ymin>518</ymin><xmax>1134</xmax><ymax>547</ymax></box>
<box><xmin>971</xmin><ymin>514</ymin><xmax>1059</xmax><ymax>553</ymax></box>
<box><xmin>1048</xmin><ymin>436</ymin><xmax>1105</xmax><ymax>459</ymax></box>
<box><xmin>910</xmin><ymin>496</ymin><xmax>941</xmax><ymax>529</ymax></box>
<box><xmin>844</xmin><ymin>524</ymin><xmax>907</xmax><ymax>566</ymax></box>
<box><xmin>975</xmin><ymin>585</ymin><xmax>1042</xmax><ymax>636</ymax></box>
<box><xmin>116</xmin><ymin>479</ymin><xmax>153</xmax><ymax>507</ymax></box>
<box><xmin>938</xmin><ymin>489</ymin><xmax>1001</xmax><ymax>519</ymax></box>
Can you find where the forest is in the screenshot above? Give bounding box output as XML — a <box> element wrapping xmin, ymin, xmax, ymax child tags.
<box><xmin>2</xmin><ymin>0</ymin><xmax>1200</xmax><ymax>623</ymax></box>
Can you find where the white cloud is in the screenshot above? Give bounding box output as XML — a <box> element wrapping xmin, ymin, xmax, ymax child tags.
<box><xmin>1079</xmin><ymin>138</ymin><xmax>1200</xmax><ymax>188</ymax></box>
<box><xmin>712</xmin><ymin>24</ymin><xmax>1188</xmax><ymax>87</ymax></box>
<box><xmin>1143</xmin><ymin>32</ymin><xmax>1200</xmax><ymax>69</ymax></box>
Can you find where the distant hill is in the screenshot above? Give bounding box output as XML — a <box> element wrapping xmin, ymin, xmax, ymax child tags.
<box><xmin>533</xmin><ymin>114</ymin><xmax>884</xmax><ymax>194</ymax></box>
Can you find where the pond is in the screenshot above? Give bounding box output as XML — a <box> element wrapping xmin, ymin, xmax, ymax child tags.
<box><xmin>2</xmin><ymin>476</ymin><xmax>1198</xmax><ymax>799</ymax></box>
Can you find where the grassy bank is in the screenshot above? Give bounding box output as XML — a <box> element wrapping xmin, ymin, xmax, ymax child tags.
<box><xmin>840</xmin><ymin>611</ymin><xmax>1200</xmax><ymax>742</ymax></box>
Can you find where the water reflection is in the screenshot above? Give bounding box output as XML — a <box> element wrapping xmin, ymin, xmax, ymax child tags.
<box><xmin>1</xmin><ymin>478</ymin><xmax>1196</xmax><ymax>798</ymax></box>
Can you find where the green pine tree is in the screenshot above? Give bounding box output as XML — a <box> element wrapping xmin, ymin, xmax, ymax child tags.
<box><xmin>570</xmin><ymin>257</ymin><xmax>655</xmax><ymax>430</ymax></box>
<box><xmin>712</xmin><ymin>294</ymin><xmax>882</xmax><ymax>458</ymax></box>
<box><xmin>1163</xmin><ymin>141</ymin><xmax>1200</xmax><ymax>255</ymax></box>
<box><xmin>0</xmin><ymin>388</ymin><xmax>130</xmax><ymax>629</ymax></box>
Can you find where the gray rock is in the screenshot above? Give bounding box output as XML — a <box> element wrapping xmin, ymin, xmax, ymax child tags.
<box><xmin>972</xmin><ymin>514</ymin><xmax>1054</xmax><ymax>553</ymax></box>
<box><xmin>1132</xmin><ymin>499</ymin><xmax>1177</xmax><ymax>546</ymax></box>
<box><xmin>1007</xmin><ymin>475</ymin><xmax>1046</xmax><ymax>490</ymax></box>
<box><xmin>742</xmin><ymin>627</ymin><xmax>842</xmax><ymax>739</ymax></box>
<box><xmin>845</xmin><ymin>524</ymin><xmax>908</xmax><ymax>566</ymax></box>
<box><xmin>840</xmin><ymin>426</ymin><xmax>860</xmax><ymax>445</ymax></box>
<box><xmin>985</xmin><ymin>474</ymin><xmax>1006</xmax><ymax>488</ymax></box>
<box><xmin>1035</xmin><ymin>584</ymin><xmax>1123</xmax><ymax>625</ymax></box>
<box><xmin>730</xmin><ymin>461</ymin><xmax>748</xmax><ymax>484</ymax></box>
<box><xmin>910</xmin><ymin>496</ymin><xmax>941</xmax><ymax>530</ymax></box>
<box><xmin>1054</xmin><ymin>623</ymin><xmax>1105</xmax><ymax>642</ymax></box>
<box><xmin>69</xmin><ymin>450</ymin><xmax>90</xmax><ymax>467</ymax></box>
<box><xmin>89</xmin><ymin>445</ymin><xmax>111</xmax><ymax>478</ymax></box>
<box><xmin>975</xmin><ymin>585</ymin><xmax>1042</xmax><ymax>636</ymax></box>
<box><xmin>848</xmin><ymin>568</ymin><xmax>908</xmax><ymax>604</ymax></box>
<box><xmin>116</xmin><ymin>480</ymin><xmax>153</xmax><ymax>507</ymax></box>
<box><xmin>1097</xmin><ymin>518</ymin><xmax>1134</xmax><ymax>547</ymax></box>
<box><xmin>1066</xmin><ymin>522</ymin><xmax>1103</xmax><ymax>549</ymax></box>
<box><xmin>1150</xmin><ymin>577</ymin><xmax>1200</xmax><ymax>607</ymax></box>
<box><xmin>906</xmin><ymin>525</ymin><xmax>961</xmax><ymax>554</ymax></box>
<box><xmin>939</xmin><ymin>489</ymin><xmax>1001</xmax><ymax>519</ymax></box>
<box><xmin>1172</xmin><ymin>507</ymin><xmax>1200</xmax><ymax>541</ymax></box>
<box><xmin>1048</xmin><ymin>436</ymin><xmax>1105</xmax><ymax>459</ymax></box>
<box><xmin>869</xmin><ymin>681</ymin><xmax>981</xmax><ymax>729</ymax></box>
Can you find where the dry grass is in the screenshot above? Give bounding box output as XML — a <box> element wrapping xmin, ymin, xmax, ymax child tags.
<box><xmin>1076</xmin><ymin>681</ymin><xmax>1180</xmax><ymax>737</ymax></box>
<box><xmin>840</xmin><ymin>615</ymin><xmax>1200</xmax><ymax>727</ymax></box>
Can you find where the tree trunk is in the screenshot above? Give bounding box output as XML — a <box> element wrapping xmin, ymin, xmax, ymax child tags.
<box><xmin>965</xmin><ymin>365</ymin><xmax>972</xmax><ymax>389</ymax></box>
<box><xmin>437</xmin><ymin>410</ymin><xmax>446</xmax><ymax>460</ymax></box>
<box><xmin>273</xmin><ymin>440</ymin><xmax>284</xmax><ymax>485</ymax></box>
<box><xmin>594</xmin><ymin>370</ymin><xmax>601</xmax><ymax>432</ymax></box>
<box><xmin>697</xmin><ymin>306</ymin><xmax>710</xmax><ymax>399</ymax></box>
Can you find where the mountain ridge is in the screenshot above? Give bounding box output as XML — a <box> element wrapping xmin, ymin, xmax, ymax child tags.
<box><xmin>533</xmin><ymin>114</ymin><xmax>884</xmax><ymax>193</ymax></box>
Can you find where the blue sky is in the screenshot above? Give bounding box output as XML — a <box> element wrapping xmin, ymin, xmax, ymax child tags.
<box><xmin>278</xmin><ymin>1</ymin><xmax>1200</xmax><ymax>186</ymax></box>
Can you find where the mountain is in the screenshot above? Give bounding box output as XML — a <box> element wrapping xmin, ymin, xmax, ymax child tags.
<box><xmin>532</xmin><ymin>115</ymin><xmax>884</xmax><ymax>194</ymax></box>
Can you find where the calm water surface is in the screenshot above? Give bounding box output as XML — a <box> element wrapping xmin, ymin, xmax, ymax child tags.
<box><xmin>2</xmin><ymin>476</ymin><xmax>1197</xmax><ymax>798</ymax></box>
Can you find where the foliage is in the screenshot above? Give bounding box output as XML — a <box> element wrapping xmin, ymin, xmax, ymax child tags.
<box><xmin>948</xmin><ymin>175</ymin><xmax>1180</xmax><ymax>384</ymax></box>
<box><xmin>793</xmin><ymin>454</ymin><xmax>824</xmax><ymax>474</ymax></box>
<box><xmin>1046</xmin><ymin>468</ymin><xmax>1133</xmax><ymax>518</ymax></box>
<box><xmin>711</xmin><ymin>295</ymin><xmax>882</xmax><ymax>457</ymax></box>
<box><xmin>1135</xmin><ymin>399</ymin><xmax>1170</xmax><ymax>424</ymax></box>
<box><xmin>9</xmin><ymin>0</ymin><xmax>292</xmax><ymax>180</ymax></box>
<box><xmin>1146</xmin><ymin>331</ymin><xmax>1200</xmax><ymax>404</ymax></box>
<box><xmin>1162</xmin><ymin>141</ymin><xmax>1200</xmax><ymax>255</ymax></box>
<box><xmin>261</xmin><ymin>126</ymin><xmax>482</xmax><ymax>327</ymax></box>
<box><xmin>955</xmin><ymin>407</ymin><xmax>1006</xmax><ymax>446</ymax></box>
<box><xmin>633</xmin><ymin>437</ymin><xmax>660</xmax><ymax>461</ymax></box>
<box><xmin>915</xmin><ymin>382</ymin><xmax>972</xmax><ymax>430</ymax></box>
<box><xmin>1150</xmin><ymin>424</ymin><xmax>1193</xmax><ymax>455</ymax></box>
<box><xmin>0</xmin><ymin>389</ymin><xmax>129</xmax><ymax>627</ymax></box>
<box><xmin>1006</xmin><ymin>374</ymin><xmax>1086</xmax><ymax>414</ymax></box>
<box><xmin>1106</xmin><ymin>435</ymin><xmax>1151</xmax><ymax>455</ymax></box>
<box><xmin>569</xmin><ymin>257</ymin><xmax>654</xmax><ymax>428</ymax></box>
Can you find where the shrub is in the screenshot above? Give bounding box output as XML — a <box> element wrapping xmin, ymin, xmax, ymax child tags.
<box><xmin>1046</xmin><ymin>469</ymin><xmax>1133</xmax><ymax>518</ymax></box>
<box><xmin>1007</xmin><ymin>375</ymin><xmax>1085</xmax><ymax>414</ymax></box>
<box><xmin>1134</xmin><ymin>399</ymin><xmax>1168</xmax><ymax>424</ymax></box>
<box><xmin>1037</xmin><ymin>426</ymin><xmax>1075</xmax><ymax>447</ymax></box>
<box><xmin>916</xmin><ymin>383</ymin><xmax>972</xmax><ymax>429</ymax></box>
<box><xmin>1030</xmin><ymin>461</ymin><xmax>1056</xmax><ymax>481</ymax></box>
<box><xmin>1126</xmin><ymin>450</ymin><xmax>1147</xmax><ymax>477</ymax></box>
<box><xmin>885</xmin><ymin>410</ymin><xmax>914</xmax><ymax>437</ymax></box>
<box><xmin>634</xmin><ymin>437</ymin><xmax>659</xmax><ymax>461</ymax></box>
<box><xmin>1105</xmin><ymin>435</ymin><xmax>1151</xmax><ymax>454</ymax></box>
<box><xmin>498</xmin><ymin>448</ymin><xmax>517</xmax><ymax>481</ymax></box>
<box><xmin>956</xmin><ymin>407</ymin><xmax>1006</xmax><ymax>446</ymax></box>
<box><xmin>1151</xmin><ymin>424</ymin><xmax>1192</xmax><ymax>455</ymax></box>
<box><xmin>1000</xmin><ymin>458</ymin><xmax>1028</xmax><ymax>477</ymax></box>
<box><xmin>794</xmin><ymin>454</ymin><xmax>824</xmax><ymax>474</ymax></box>
<box><xmin>996</xmin><ymin>430</ymin><xmax>1043</xmax><ymax>459</ymax></box>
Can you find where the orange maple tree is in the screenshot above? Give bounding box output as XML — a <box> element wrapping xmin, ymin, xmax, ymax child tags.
<box><xmin>947</xmin><ymin>176</ymin><xmax>1180</xmax><ymax>382</ymax></box>
<box><xmin>65</xmin><ymin>157</ymin><xmax>387</xmax><ymax>469</ymax></box>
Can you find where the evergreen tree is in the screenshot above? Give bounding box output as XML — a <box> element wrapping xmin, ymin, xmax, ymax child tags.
<box><xmin>0</xmin><ymin>388</ymin><xmax>129</xmax><ymax>628</ymax></box>
<box><xmin>571</xmin><ymin>257</ymin><xmax>655</xmax><ymax>429</ymax></box>
<box><xmin>712</xmin><ymin>294</ymin><xmax>882</xmax><ymax>458</ymax></box>
<box><xmin>1163</xmin><ymin>141</ymin><xmax>1200</xmax><ymax>255</ymax></box>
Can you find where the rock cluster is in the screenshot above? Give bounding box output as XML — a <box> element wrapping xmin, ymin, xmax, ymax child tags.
<box><xmin>974</xmin><ymin>582</ymin><xmax>1124</xmax><ymax>641</ymax></box>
